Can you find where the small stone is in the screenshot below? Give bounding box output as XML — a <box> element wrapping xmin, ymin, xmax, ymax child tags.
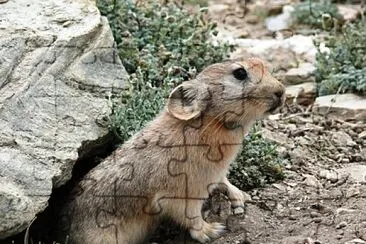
<box><xmin>310</xmin><ymin>211</ymin><xmax>321</xmax><ymax>218</ymax></box>
<box><xmin>268</xmin><ymin>113</ymin><xmax>281</xmax><ymax>120</ymax></box>
<box><xmin>246</xmin><ymin>15</ymin><xmax>260</xmax><ymax>24</ymax></box>
<box><xmin>344</xmin><ymin>239</ymin><xmax>366</xmax><ymax>244</ymax></box>
<box><xmin>319</xmin><ymin>170</ymin><xmax>339</xmax><ymax>183</ymax></box>
<box><xmin>336</xmin><ymin>208</ymin><xmax>357</xmax><ymax>215</ymax></box>
<box><xmin>346</xmin><ymin>186</ymin><xmax>360</xmax><ymax>198</ymax></box>
<box><xmin>272</xmin><ymin>183</ymin><xmax>287</xmax><ymax>191</ymax></box>
<box><xmin>262</xmin><ymin>128</ymin><xmax>295</xmax><ymax>148</ymax></box>
<box><xmin>342</xmin><ymin>158</ymin><xmax>350</xmax><ymax>163</ymax></box>
<box><xmin>242</xmin><ymin>192</ymin><xmax>252</xmax><ymax>201</ymax></box>
<box><xmin>288</xmin><ymin>215</ymin><xmax>296</xmax><ymax>220</ymax></box>
<box><xmin>295</xmin><ymin>137</ymin><xmax>309</xmax><ymax>146</ymax></box>
<box><xmin>330</xmin><ymin>131</ymin><xmax>356</xmax><ymax>147</ymax></box>
<box><xmin>358</xmin><ymin>131</ymin><xmax>366</xmax><ymax>139</ymax></box>
<box><xmin>233</xmin><ymin>207</ymin><xmax>245</xmax><ymax>215</ymax></box>
<box><xmin>238</xmin><ymin>30</ymin><xmax>250</xmax><ymax>38</ymax></box>
<box><xmin>303</xmin><ymin>174</ymin><xmax>322</xmax><ymax>188</ymax></box>
<box><xmin>313</xmin><ymin>218</ymin><xmax>322</xmax><ymax>223</ymax></box>
<box><xmin>336</xmin><ymin>221</ymin><xmax>347</xmax><ymax>229</ymax></box>
<box><xmin>286</xmin><ymin>82</ymin><xmax>316</xmax><ymax>106</ymax></box>
<box><xmin>287</xmin><ymin>123</ymin><xmax>297</xmax><ymax>132</ymax></box>
<box><xmin>285</xmin><ymin>63</ymin><xmax>316</xmax><ymax>85</ymax></box>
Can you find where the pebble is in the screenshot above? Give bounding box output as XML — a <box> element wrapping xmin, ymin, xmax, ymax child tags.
<box><xmin>319</xmin><ymin>170</ymin><xmax>339</xmax><ymax>183</ymax></box>
<box><xmin>246</xmin><ymin>15</ymin><xmax>260</xmax><ymax>24</ymax></box>
<box><xmin>336</xmin><ymin>208</ymin><xmax>357</xmax><ymax>215</ymax></box>
<box><xmin>233</xmin><ymin>207</ymin><xmax>245</xmax><ymax>215</ymax></box>
<box><xmin>310</xmin><ymin>211</ymin><xmax>321</xmax><ymax>218</ymax></box>
<box><xmin>358</xmin><ymin>131</ymin><xmax>366</xmax><ymax>139</ymax></box>
<box><xmin>344</xmin><ymin>239</ymin><xmax>366</xmax><ymax>244</ymax></box>
<box><xmin>288</xmin><ymin>215</ymin><xmax>296</xmax><ymax>220</ymax></box>
<box><xmin>303</xmin><ymin>174</ymin><xmax>322</xmax><ymax>188</ymax></box>
<box><xmin>336</xmin><ymin>221</ymin><xmax>347</xmax><ymax>229</ymax></box>
<box><xmin>346</xmin><ymin>186</ymin><xmax>360</xmax><ymax>198</ymax></box>
<box><xmin>313</xmin><ymin>218</ymin><xmax>322</xmax><ymax>223</ymax></box>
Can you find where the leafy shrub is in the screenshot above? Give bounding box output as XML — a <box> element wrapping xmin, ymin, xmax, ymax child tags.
<box><xmin>228</xmin><ymin>126</ymin><xmax>286</xmax><ymax>190</ymax></box>
<box><xmin>316</xmin><ymin>20</ymin><xmax>366</xmax><ymax>95</ymax></box>
<box><xmin>292</xmin><ymin>0</ymin><xmax>343</xmax><ymax>28</ymax></box>
<box><xmin>98</xmin><ymin>0</ymin><xmax>227</xmax><ymax>87</ymax></box>
<box><xmin>98</xmin><ymin>0</ymin><xmax>285</xmax><ymax>189</ymax></box>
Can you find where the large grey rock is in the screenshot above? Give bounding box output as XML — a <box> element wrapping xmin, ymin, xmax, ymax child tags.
<box><xmin>313</xmin><ymin>94</ymin><xmax>366</xmax><ymax>121</ymax></box>
<box><xmin>0</xmin><ymin>0</ymin><xmax>127</xmax><ymax>239</ymax></box>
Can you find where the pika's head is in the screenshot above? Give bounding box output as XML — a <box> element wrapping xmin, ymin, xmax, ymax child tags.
<box><xmin>167</xmin><ymin>58</ymin><xmax>285</xmax><ymax>125</ymax></box>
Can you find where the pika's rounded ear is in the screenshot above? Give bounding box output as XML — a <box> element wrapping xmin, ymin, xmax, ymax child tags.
<box><xmin>167</xmin><ymin>82</ymin><xmax>210</xmax><ymax>121</ymax></box>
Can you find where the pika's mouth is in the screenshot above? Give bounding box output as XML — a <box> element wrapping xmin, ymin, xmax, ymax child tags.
<box><xmin>267</xmin><ymin>97</ymin><xmax>284</xmax><ymax>114</ymax></box>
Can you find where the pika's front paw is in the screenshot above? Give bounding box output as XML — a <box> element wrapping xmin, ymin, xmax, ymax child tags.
<box><xmin>189</xmin><ymin>222</ymin><xmax>226</xmax><ymax>243</ymax></box>
<box><xmin>227</xmin><ymin>184</ymin><xmax>250</xmax><ymax>214</ymax></box>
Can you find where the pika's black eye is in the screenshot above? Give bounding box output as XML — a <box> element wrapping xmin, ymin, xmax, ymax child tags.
<box><xmin>232</xmin><ymin>67</ymin><xmax>248</xmax><ymax>81</ymax></box>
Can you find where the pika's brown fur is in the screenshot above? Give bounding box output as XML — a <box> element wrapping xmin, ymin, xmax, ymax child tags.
<box><xmin>58</xmin><ymin>58</ymin><xmax>285</xmax><ymax>244</ymax></box>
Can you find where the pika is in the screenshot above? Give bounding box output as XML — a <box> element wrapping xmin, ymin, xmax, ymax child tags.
<box><xmin>58</xmin><ymin>58</ymin><xmax>285</xmax><ymax>244</ymax></box>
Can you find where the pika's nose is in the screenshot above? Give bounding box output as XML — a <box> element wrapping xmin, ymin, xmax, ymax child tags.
<box><xmin>274</xmin><ymin>90</ymin><xmax>284</xmax><ymax>99</ymax></box>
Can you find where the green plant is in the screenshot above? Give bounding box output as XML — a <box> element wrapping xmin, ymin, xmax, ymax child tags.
<box><xmin>316</xmin><ymin>20</ymin><xmax>366</xmax><ymax>95</ymax></box>
<box><xmin>98</xmin><ymin>0</ymin><xmax>228</xmax><ymax>87</ymax></box>
<box><xmin>292</xmin><ymin>0</ymin><xmax>343</xmax><ymax>28</ymax></box>
<box><xmin>108</xmin><ymin>70</ymin><xmax>169</xmax><ymax>142</ymax></box>
<box><xmin>98</xmin><ymin>0</ymin><xmax>286</xmax><ymax>189</ymax></box>
<box><xmin>228</xmin><ymin>125</ymin><xmax>286</xmax><ymax>190</ymax></box>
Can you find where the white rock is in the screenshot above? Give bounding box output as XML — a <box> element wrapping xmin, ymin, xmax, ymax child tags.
<box><xmin>265</xmin><ymin>5</ymin><xmax>295</xmax><ymax>32</ymax></box>
<box><xmin>344</xmin><ymin>239</ymin><xmax>366</xmax><ymax>244</ymax></box>
<box><xmin>285</xmin><ymin>63</ymin><xmax>316</xmax><ymax>84</ymax></box>
<box><xmin>319</xmin><ymin>170</ymin><xmax>339</xmax><ymax>183</ymax></box>
<box><xmin>338</xmin><ymin>4</ymin><xmax>360</xmax><ymax>21</ymax></box>
<box><xmin>358</xmin><ymin>131</ymin><xmax>366</xmax><ymax>139</ymax></box>
<box><xmin>303</xmin><ymin>174</ymin><xmax>322</xmax><ymax>188</ymax></box>
<box><xmin>330</xmin><ymin>131</ymin><xmax>356</xmax><ymax>147</ymax></box>
<box><xmin>0</xmin><ymin>0</ymin><xmax>127</xmax><ymax>239</ymax></box>
<box><xmin>337</xmin><ymin>165</ymin><xmax>366</xmax><ymax>183</ymax></box>
<box><xmin>313</xmin><ymin>94</ymin><xmax>366</xmax><ymax>121</ymax></box>
<box><xmin>346</xmin><ymin>185</ymin><xmax>361</xmax><ymax>198</ymax></box>
<box><xmin>230</xmin><ymin>35</ymin><xmax>317</xmax><ymax>63</ymax></box>
<box><xmin>336</xmin><ymin>208</ymin><xmax>357</xmax><ymax>215</ymax></box>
